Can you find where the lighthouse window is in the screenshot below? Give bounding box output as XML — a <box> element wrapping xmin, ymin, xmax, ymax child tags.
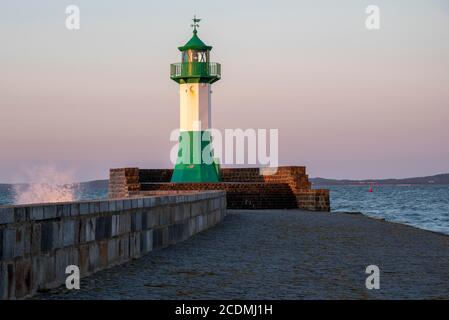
<box><xmin>182</xmin><ymin>51</ymin><xmax>189</xmax><ymax>62</ymax></box>
<box><xmin>198</xmin><ymin>51</ymin><xmax>207</xmax><ymax>62</ymax></box>
<box><xmin>183</xmin><ymin>50</ymin><xmax>208</xmax><ymax>63</ymax></box>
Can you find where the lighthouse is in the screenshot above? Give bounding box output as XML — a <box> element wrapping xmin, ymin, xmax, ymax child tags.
<box><xmin>170</xmin><ymin>16</ymin><xmax>221</xmax><ymax>182</ymax></box>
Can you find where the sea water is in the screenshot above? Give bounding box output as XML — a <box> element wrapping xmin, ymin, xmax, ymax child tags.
<box><xmin>326</xmin><ymin>185</ymin><xmax>449</xmax><ymax>235</ymax></box>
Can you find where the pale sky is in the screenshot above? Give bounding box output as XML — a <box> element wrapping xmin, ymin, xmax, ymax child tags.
<box><xmin>1</xmin><ymin>0</ymin><xmax>449</xmax><ymax>183</ymax></box>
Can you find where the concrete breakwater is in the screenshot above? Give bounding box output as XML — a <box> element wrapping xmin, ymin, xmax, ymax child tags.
<box><xmin>33</xmin><ymin>210</ymin><xmax>449</xmax><ymax>300</ymax></box>
<box><xmin>0</xmin><ymin>191</ymin><xmax>226</xmax><ymax>299</ymax></box>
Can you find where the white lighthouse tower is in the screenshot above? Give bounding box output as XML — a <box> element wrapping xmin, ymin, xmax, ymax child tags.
<box><xmin>170</xmin><ymin>16</ymin><xmax>221</xmax><ymax>182</ymax></box>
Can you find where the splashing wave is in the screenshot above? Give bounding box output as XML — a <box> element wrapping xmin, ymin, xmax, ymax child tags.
<box><xmin>13</xmin><ymin>166</ymin><xmax>78</xmax><ymax>204</ymax></box>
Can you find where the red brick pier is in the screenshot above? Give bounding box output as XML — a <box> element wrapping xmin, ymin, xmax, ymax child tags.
<box><xmin>109</xmin><ymin>167</ymin><xmax>330</xmax><ymax>212</ymax></box>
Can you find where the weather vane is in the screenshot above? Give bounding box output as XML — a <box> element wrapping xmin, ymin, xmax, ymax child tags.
<box><xmin>191</xmin><ymin>15</ymin><xmax>201</xmax><ymax>33</ymax></box>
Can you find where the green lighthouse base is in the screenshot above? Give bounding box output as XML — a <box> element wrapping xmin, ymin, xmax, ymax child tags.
<box><xmin>171</xmin><ymin>131</ymin><xmax>220</xmax><ymax>183</ymax></box>
<box><xmin>171</xmin><ymin>162</ymin><xmax>220</xmax><ymax>182</ymax></box>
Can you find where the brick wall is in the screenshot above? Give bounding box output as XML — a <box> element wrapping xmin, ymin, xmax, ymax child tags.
<box><xmin>137</xmin><ymin>183</ymin><xmax>298</xmax><ymax>209</ymax></box>
<box><xmin>0</xmin><ymin>191</ymin><xmax>226</xmax><ymax>299</ymax></box>
<box><xmin>109</xmin><ymin>168</ymin><xmax>141</xmax><ymax>198</ymax></box>
<box><xmin>109</xmin><ymin>166</ymin><xmax>330</xmax><ymax>212</ymax></box>
<box><xmin>139</xmin><ymin>169</ymin><xmax>173</xmax><ymax>183</ymax></box>
<box><xmin>296</xmin><ymin>189</ymin><xmax>330</xmax><ymax>212</ymax></box>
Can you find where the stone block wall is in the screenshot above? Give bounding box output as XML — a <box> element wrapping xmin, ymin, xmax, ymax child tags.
<box><xmin>0</xmin><ymin>191</ymin><xmax>226</xmax><ymax>299</ymax></box>
<box><xmin>110</xmin><ymin>166</ymin><xmax>330</xmax><ymax>212</ymax></box>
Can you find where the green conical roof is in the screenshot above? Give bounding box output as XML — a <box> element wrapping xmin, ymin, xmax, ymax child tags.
<box><xmin>178</xmin><ymin>31</ymin><xmax>212</xmax><ymax>51</ymax></box>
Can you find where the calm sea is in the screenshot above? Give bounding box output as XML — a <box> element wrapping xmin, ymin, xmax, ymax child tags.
<box><xmin>325</xmin><ymin>185</ymin><xmax>449</xmax><ymax>235</ymax></box>
<box><xmin>1</xmin><ymin>184</ymin><xmax>449</xmax><ymax>235</ymax></box>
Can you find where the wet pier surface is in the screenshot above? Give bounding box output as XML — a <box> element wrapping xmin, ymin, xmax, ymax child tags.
<box><xmin>33</xmin><ymin>210</ymin><xmax>449</xmax><ymax>299</ymax></box>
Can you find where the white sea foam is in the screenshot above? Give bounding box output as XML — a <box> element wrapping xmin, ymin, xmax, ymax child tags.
<box><xmin>13</xmin><ymin>166</ymin><xmax>77</xmax><ymax>204</ymax></box>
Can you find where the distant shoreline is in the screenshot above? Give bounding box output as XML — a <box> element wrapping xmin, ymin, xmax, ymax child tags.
<box><xmin>2</xmin><ymin>172</ymin><xmax>449</xmax><ymax>187</ymax></box>
<box><xmin>311</xmin><ymin>173</ymin><xmax>449</xmax><ymax>186</ymax></box>
<box><xmin>313</xmin><ymin>183</ymin><xmax>449</xmax><ymax>187</ymax></box>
